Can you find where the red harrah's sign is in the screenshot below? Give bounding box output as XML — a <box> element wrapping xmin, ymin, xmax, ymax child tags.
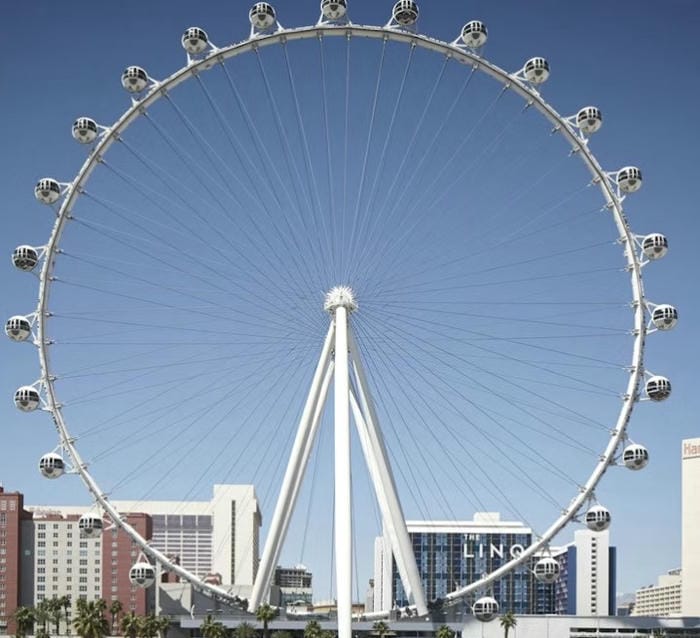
<box><xmin>683</xmin><ymin>440</ymin><xmax>700</xmax><ymax>460</ymax></box>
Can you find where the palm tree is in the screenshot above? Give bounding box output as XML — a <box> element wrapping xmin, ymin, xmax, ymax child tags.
<box><xmin>14</xmin><ymin>606</ymin><xmax>36</xmax><ymax>638</ymax></box>
<box><xmin>48</xmin><ymin>598</ymin><xmax>63</xmax><ymax>635</ymax></box>
<box><xmin>60</xmin><ymin>596</ymin><xmax>72</xmax><ymax>636</ymax></box>
<box><xmin>73</xmin><ymin>600</ymin><xmax>110</xmax><ymax>638</ymax></box>
<box><xmin>109</xmin><ymin>601</ymin><xmax>123</xmax><ymax>636</ymax></box>
<box><xmin>155</xmin><ymin>616</ymin><xmax>170</xmax><ymax>638</ymax></box>
<box><xmin>120</xmin><ymin>613</ymin><xmax>140</xmax><ymax>638</ymax></box>
<box><xmin>201</xmin><ymin>615</ymin><xmax>226</xmax><ymax>638</ymax></box>
<box><xmin>35</xmin><ymin>599</ymin><xmax>52</xmax><ymax>633</ymax></box>
<box><xmin>233</xmin><ymin>622</ymin><xmax>256</xmax><ymax>638</ymax></box>
<box><xmin>499</xmin><ymin>612</ymin><xmax>517</xmax><ymax>638</ymax></box>
<box><xmin>371</xmin><ymin>621</ymin><xmax>392</xmax><ymax>638</ymax></box>
<box><xmin>303</xmin><ymin>621</ymin><xmax>323</xmax><ymax>638</ymax></box>
<box><xmin>436</xmin><ymin>625</ymin><xmax>454</xmax><ymax>638</ymax></box>
<box><xmin>137</xmin><ymin>615</ymin><xmax>160</xmax><ymax>638</ymax></box>
<box><xmin>255</xmin><ymin>604</ymin><xmax>277</xmax><ymax>638</ymax></box>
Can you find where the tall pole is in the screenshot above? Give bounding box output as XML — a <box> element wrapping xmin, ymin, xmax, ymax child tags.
<box><xmin>334</xmin><ymin>304</ymin><xmax>352</xmax><ymax>638</ymax></box>
<box><xmin>324</xmin><ymin>286</ymin><xmax>357</xmax><ymax>638</ymax></box>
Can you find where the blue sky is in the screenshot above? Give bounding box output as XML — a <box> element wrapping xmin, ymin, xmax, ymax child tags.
<box><xmin>1</xmin><ymin>0</ymin><xmax>699</xmax><ymax>601</ymax></box>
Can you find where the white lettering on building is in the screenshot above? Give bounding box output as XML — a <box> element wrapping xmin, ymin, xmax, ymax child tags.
<box><xmin>464</xmin><ymin>543</ymin><xmax>525</xmax><ymax>559</ymax></box>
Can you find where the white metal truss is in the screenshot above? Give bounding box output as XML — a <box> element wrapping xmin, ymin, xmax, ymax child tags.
<box><xmin>250</xmin><ymin>297</ymin><xmax>428</xmax><ymax>638</ymax></box>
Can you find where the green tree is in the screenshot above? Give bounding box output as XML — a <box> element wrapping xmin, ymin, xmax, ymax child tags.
<box><xmin>48</xmin><ymin>598</ymin><xmax>63</xmax><ymax>635</ymax></box>
<box><xmin>435</xmin><ymin>625</ymin><xmax>454</xmax><ymax>638</ymax></box>
<box><xmin>499</xmin><ymin>612</ymin><xmax>517</xmax><ymax>638</ymax></box>
<box><xmin>371</xmin><ymin>621</ymin><xmax>391</xmax><ymax>638</ymax></box>
<box><xmin>303</xmin><ymin>621</ymin><xmax>322</xmax><ymax>638</ymax></box>
<box><xmin>255</xmin><ymin>604</ymin><xmax>278</xmax><ymax>638</ymax></box>
<box><xmin>233</xmin><ymin>622</ymin><xmax>257</xmax><ymax>638</ymax></box>
<box><xmin>36</xmin><ymin>628</ymin><xmax>51</xmax><ymax>638</ymax></box>
<box><xmin>59</xmin><ymin>596</ymin><xmax>72</xmax><ymax>636</ymax></box>
<box><xmin>73</xmin><ymin>600</ymin><xmax>110</xmax><ymax>638</ymax></box>
<box><xmin>155</xmin><ymin>616</ymin><xmax>171</xmax><ymax>638</ymax></box>
<box><xmin>109</xmin><ymin>601</ymin><xmax>123</xmax><ymax>635</ymax></box>
<box><xmin>273</xmin><ymin>632</ymin><xmax>293</xmax><ymax>638</ymax></box>
<box><xmin>120</xmin><ymin>613</ymin><xmax>140</xmax><ymax>638</ymax></box>
<box><xmin>35</xmin><ymin>599</ymin><xmax>52</xmax><ymax>633</ymax></box>
<box><xmin>14</xmin><ymin>606</ymin><xmax>36</xmax><ymax>638</ymax></box>
<box><xmin>201</xmin><ymin>615</ymin><xmax>227</xmax><ymax>638</ymax></box>
<box><xmin>137</xmin><ymin>615</ymin><xmax>160</xmax><ymax>638</ymax></box>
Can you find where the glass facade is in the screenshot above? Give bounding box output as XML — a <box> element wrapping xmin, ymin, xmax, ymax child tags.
<box><xmin>391</xmin><ymin>529</ymin><xmax>535</xmax><ymax>614</ymax></box>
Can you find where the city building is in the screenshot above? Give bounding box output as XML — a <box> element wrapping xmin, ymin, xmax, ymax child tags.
<box><xmin>373</xmin><ymin>513</ymin><xmax>534</xmax><ymax>613</ymax></box>
<box><xmin>31</xmin><ymin>511</ymin><xmax>103</xmax><ymax>605</ymax></box>
<box><xmin>102</xmin><ymin>513</ymin><xmax>153</xmax><ymax>614</ymax></box>
<box><xmin>682</xmin><ymin>437</ymin><xmax>700</xmax><ymax>615</ymax></box>
<box><xmin>26</xmin><ymin>508</ymin><xmax>154</xmax><ymax>620</ymax></box>
<box><xmin>0</xmin><ymin>486</ymin><xmax>32</xmax><ymax>635</ymax></box>
<box><xmin>632</xmin><ymin>569</ymin><xmax>682</xmax><ymax>617</ymax></box>
<box><xmin>543</xmin><ymin>529</ymin><xmax>617</xmax><ymax>616</ymax></box>
<box><xmin>273</xmin><ymin>565</ymin><xmax>313</xmax><ymax>607</ymax></box>
<box><xmin>30</xmin><ymin>484</ymin><xmax>261</xmax><ymax>588</ymax></box>
<box><xmin>373</xmin><ymin>514</ymin><xmax>616</xmax><ymax>617</ymax></box>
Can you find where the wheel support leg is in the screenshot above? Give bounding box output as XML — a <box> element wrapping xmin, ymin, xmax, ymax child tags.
<box><xmin>249</xmin><ymin>323</ymin><xmax>336</xmax><ymax>611</ymax></box>
<box><xmin>348</xmin><ymin>330</ymin><xmax>428</xmax><ymax>616</ymax></box>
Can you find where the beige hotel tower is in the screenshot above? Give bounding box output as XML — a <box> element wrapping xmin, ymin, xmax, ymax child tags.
<box><xmin>682</xmin><ymin>437</ymin><xmax>700</xmax><ymax>615</ymax></box>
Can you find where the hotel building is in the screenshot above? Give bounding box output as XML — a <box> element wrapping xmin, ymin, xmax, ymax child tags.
<box><xmin>632</xmin><ymin>569</ymin><xmax>682</xmax><ymax>617</ymax></box>
<box><xmin>30</xmin><ymin>484</ymin><xmax>261</xmax><ymax>588</ymax></box>
<box><xmin>682</xmin><ymin>437</ymin><xmax>700</xmax><ymax>615</ymax></box>
<box><xmin>373</xmin><ymin>513</ymin><xmax>533</xmax><ymax>613</ymax></box>
<box><xmin>373</xmin><ymin>513</ymin><xmax>616</xmax><ymax>616</ymax></box>
<box><xmin>546</xmin><ymin>529</ymin><xmax>616</xmax><ymax>616</ymax></box>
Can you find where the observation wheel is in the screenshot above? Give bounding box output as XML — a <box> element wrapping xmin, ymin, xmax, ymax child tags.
<box><xmin>8</xmin><ymin>1</ymin><xmax>676</xmax><ymax>634</ymax></box>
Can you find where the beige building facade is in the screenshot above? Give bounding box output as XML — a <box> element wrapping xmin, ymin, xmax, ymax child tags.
<box><xmin>682</xmin><ymin>437</ymin><xmax>700</xmax><ymax>615</ymax></box>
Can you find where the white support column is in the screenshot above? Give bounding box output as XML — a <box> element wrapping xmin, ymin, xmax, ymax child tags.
<box><xmin>334</xmin><ymin>305</ymin><xmax>353</xmax><ymax>638</ymax></box>
<box><xmin>281</xmin><ymin>360</ymin><xmax>335</xmax><ymax>538</ymax></box>
<box><xmin>249</xmin><ymin>323</ymin><xmax>336</xmax><ymax>611</ymax></box>
<box><xmin>348</xmin><ymin>330</ymin><xmax>428</xmax><ymax>616</ymax></box>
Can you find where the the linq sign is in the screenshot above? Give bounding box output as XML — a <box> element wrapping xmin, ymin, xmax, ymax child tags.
<box><xmin>463</xmin><ymin>543</ymin><xmax>526</xmax><ymax>559</ymax></box>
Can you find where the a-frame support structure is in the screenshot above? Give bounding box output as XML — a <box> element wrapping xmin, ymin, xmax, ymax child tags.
<box><xmin>249</xmin><ymin>287</ymin><xmax>427</xmax><ymax>638</ymax></box>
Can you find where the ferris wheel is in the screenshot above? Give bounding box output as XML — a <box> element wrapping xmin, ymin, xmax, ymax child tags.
<box><xmin>8</xmin><ymin>0</ymin><xmax>677</xmax><ymax>633</ymax></box>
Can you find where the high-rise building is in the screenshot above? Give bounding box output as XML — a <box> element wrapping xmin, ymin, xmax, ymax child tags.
<box><xmin>113</xmin><ymin>484</ymin><xmax>260</xmax><ymax>586</ymax></box>
<box><xmin>374</xmin><ymin>514</ymin><xmax>616</xmax><ymax>617</ymax></box>
<box><xmin>29</xmin><ymin>484</ymin><xmax>261</xmax><ymax>589</ymax></box>
<box><xmin>32</xmin><ymin>512</ymin><xmax>103</xmax><ymax>605</ymax></box>
<box><xmin>0</xmin><ymin>486</ymin><xmax>32</xmax><ymax>635</ymax></box>
<box><xmin>542</xmin><ymin>529</ymin><xmax>616</xmax><ymax>616</ymax></box>
<box><xmin>682</xmin><ymin>437</ymin><xmax>700</xmax><ymax>615</ymax></box>
<box><xmin>102</xmin><ymin>513</ymin><xmax>153</xmax><ymax>615</ymax></box>
<box><xmin>632</xmin><ymin>569</ymin><xmax>682</xmax><ymax>617</ymax></box>
<box><xmin>374</xmin><ymin>513</ymin><xmax>533</xmax><ymax>613</ymax></box>
<box><xmin>27</xmin><ymin>508</ymin><xmax>154</xmax><ymax>619</ymax></box>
